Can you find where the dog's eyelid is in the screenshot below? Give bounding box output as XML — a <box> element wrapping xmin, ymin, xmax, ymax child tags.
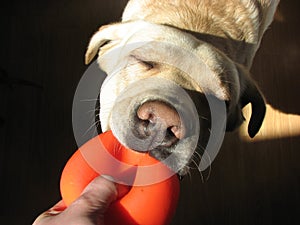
<box><xmin>130</xmin><ymin>55</ymin><xmax>156</xmax><ymax>70</ymax></box>
<box><xmin>142</xmin><ymin>61</ymin><xmax>155</xmax><ymax>69</ymax></box>
<box><xmin>100</xmin><ymin>40</ymin><xmax>112</xmax><ymax>47</ymax></box>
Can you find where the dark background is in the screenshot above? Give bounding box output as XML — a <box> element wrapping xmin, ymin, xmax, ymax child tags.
<box><xmin>0</xmin><ymin>0</ymin><xmax>299</xmax><ymax>225</ymax></box>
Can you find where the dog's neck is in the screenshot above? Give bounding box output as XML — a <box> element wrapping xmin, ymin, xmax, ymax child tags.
<box><xmin>123</xmin><ymin>0</ymin><xmax>279</xmax><ymax>69</ymax></box>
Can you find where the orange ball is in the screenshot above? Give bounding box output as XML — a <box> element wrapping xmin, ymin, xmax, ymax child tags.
<box><xmin>60</xmin><ymin>131</ymin><xmax>180</xmax><ymax>225</ymax></box>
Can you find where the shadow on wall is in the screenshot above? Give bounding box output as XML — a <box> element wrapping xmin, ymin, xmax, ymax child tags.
<box><xmin>172</xmin><ymin>3</ymin><xmax>300</xmax><ymax>225</ymax></box>
<box><xmin>174</xmin><ymin>134</ymin><xmax>300</xmax><ymax>225</ymax></box>
<box><xmin>250</xmin><ymin>3</ymin><xmax>300</xmax><ymax>115</ymax></box>
<box><xmin>239</xmin><ymin>3</ymin><xmax>300</xmax><ymax>142</ymax></box>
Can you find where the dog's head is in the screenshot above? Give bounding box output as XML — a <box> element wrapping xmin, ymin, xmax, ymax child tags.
<box><xmin>85</xmin><ymin>21</ymin><xmax>266</xmax><ymax>176</ymax></box>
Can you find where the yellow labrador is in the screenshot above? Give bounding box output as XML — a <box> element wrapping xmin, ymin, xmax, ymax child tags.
<box><xmin>85</xmin><ymin>0</ymin><xmax>280</xmax><ymax>175</ymax></box>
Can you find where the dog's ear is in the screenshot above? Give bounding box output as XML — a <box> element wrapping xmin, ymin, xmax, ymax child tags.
<box><xmin>85</xmin><ymin>23</ymin><xmax>121</xmax><ymax>65</ymax></box>
<box><xmin>227</xmin><ymin>66</ymin><xmax>266</xmax><ymax>138</ymax></box>
<box><xmin>85</xmin><ymin>21</ymin><xmax>153</xmax><ymax>69</ymax></box>
<box><xmin>240</xmin><ymin>76</ymin><xmax>266</xmax><ymax>138</ymax></box>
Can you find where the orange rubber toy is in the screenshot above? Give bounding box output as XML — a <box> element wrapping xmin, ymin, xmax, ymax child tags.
<box><xmin>60</xmin><ymin>130</ymin><xmax>180</xmax><ymax>225</ymax></box>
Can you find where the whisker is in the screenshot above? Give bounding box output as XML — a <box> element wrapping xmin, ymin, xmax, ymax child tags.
<box><xmin>85</xmin><ymin>108</ymin><xmax>99</xmax><ymax>115</ymax></box>
<box><xmin>82</xmin><ymin>119</ymin><xmax>99</xmax><ymax>137</ymax></box>
<box><xmin>185</xmin><ymin>166</ymin><xmax>193</xmax><ymax>181</ymax></box>
<box><xmin>192</xmin><ymin>158</ymin><xmax>204</xmax><ymax>183</ymax></box>
<box><xmin>80</xmin><ymin>98</ymin><xmax>99</xmax><ymax>102</ymax></box>
<box><xmin>201</xmin><ymin>150</ymin><xmax>212</xmax><ymax>181</ymax></box>
<box><xmin>192</xmin><ymin>143</ymin><xmax>213</xmax><ymax>182</ymax></box>
<box><xmin>191</xmin><ymin>152</ymin><xmax>206</xmax><ymax>183</ymax></box>
<box><xmin>199</xmin><ymin>116</ymin><xmax>209</xmax><ymax>121</ymax></box>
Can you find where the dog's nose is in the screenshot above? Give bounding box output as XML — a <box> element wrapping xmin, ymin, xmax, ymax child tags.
<box><xmin>135</xmin><ymin>101</ymin><xmax>183</xmax><ymax>147</ymax></box>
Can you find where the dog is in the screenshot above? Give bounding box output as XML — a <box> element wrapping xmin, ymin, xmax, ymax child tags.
<box><xmin>85</xmin><ymin>0</ymin><xmax>280</xmax><ymax>176</ymax></box>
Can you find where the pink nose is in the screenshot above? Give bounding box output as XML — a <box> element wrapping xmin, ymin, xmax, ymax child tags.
<box><xmin>136</xmin><ymin>101</ymin><xmax>183</xmax><ymax>143</ymax></box>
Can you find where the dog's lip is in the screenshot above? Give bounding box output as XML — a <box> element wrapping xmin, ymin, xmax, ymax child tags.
<box><xmin>159</xmin><ymin>140</ymin><xmax>176</xmax><ymax>148</ymax></box>
<box><xmin>130</xmin><ymin>139</ymin><xmax>178</xmax><ymax>153</ymax></box>
<box><xmin>161</xmin><ymin>129</ymin><xmax>180</xmax><ymax>147</ymax></box>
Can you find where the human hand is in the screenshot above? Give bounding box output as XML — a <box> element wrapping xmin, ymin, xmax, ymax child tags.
<box><xmin>32</xmin><ymin>176</ymin><xmax>128</xmax><ymax>225</ymax></box>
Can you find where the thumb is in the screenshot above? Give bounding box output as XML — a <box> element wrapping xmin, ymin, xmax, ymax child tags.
<box><xmin>70</xmin><ymin>175</ymin><xmax>118</xmax><ymax>211</ymax></box>
<box><xmin>63</xmin><ymin>175</ymin><xmax>118</xmax><ymax>224</ymax></box>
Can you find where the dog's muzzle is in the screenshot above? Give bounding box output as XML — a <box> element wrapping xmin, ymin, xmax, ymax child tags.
<box><xmin>108</xmin><ymin>77</ymin><xmax>200</xmax><ymax>173</ymax></box>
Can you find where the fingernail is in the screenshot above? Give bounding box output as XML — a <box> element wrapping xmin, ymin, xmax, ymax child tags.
<box><xmin>101</xmin><ymin>174</ymin><xmax>116</xmax><ymax>182</ymax></box>
<box><xmin>100</xmin><ymin>175</ymin><xmax>130</xmax><ymax>199</ymax></box>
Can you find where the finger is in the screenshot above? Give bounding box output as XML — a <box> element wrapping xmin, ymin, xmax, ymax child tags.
<box><xmin>32</xmin><ymin>200</ymin><xmax>66</xmax><ymax>225</ymax></box>
<box><xmin>48</xmin><ymin>200</ymin><xmax>67</xmax><ymax>214</ymax></box>
<box><xmin>116</xmin><ymin>183</ymin><xmax>131</xmax><ymax>199</ymax></box>
<box><xmin>32</xmin><ymin>175</ymin><xmax>131</xmax><ymax>225</ymax></box>
<box><xmin>64</xmin><ymin>176</ymin><xmax>118</xmax><ymax>218</ymax></box>
<box><xmin>100</xmin><ymin>174</ymin><xmax>131</xmax><ymax>199</ymax></box>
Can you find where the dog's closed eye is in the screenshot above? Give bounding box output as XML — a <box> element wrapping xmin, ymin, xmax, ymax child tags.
<box><xmin>141</xmin><ymin>61</ymin><xmax>155</xmax><ymax>70</ymax></box>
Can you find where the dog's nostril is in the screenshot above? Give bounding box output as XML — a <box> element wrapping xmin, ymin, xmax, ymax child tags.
<box><xmin>169</xmin><ymin>125</ymin><xmax>182</xmax><ymax>140</ymax></box>
<box><xmin>136</xmin><ymin>100</ymin><xmax>184</xmax><ymax>142</ymax></box>
<box><xmin>162</xmin><ymin>127</ymin><xmax>179</xmax><ymax>147</ymax></box>
<box><xmin>135</xmin><ymin>119</ymin><xmax>151</xmax><ymax>138</ymax></box>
